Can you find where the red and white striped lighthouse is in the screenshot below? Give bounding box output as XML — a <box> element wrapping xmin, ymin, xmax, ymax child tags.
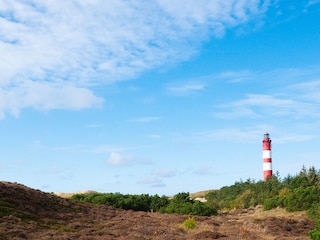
<box><xmin>262</xmin><ymin>132</ymin><xmax>272</xmax><ymax>181</ymax></box>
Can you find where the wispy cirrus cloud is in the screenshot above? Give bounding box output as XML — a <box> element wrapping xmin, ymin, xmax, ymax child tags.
<box><xmin>0</xmin><ymin>0</ymin><xmax>271</xmax><ymax>118</ymax></box>
<box><xmin>194</xmin><ymin>127</ymin><xmax>266</xmax><ymax>143</ymax></box>
<box><xmin>216</xmin><ymin>70</ymin><xmax>254</xmax><ymax>83</ymax></box>
<box><xmin>189</xmin><ymin>126</ymin><xmax>315</xmax><ymax>144</ymax></box>
<box><xmin>137</xmin><ymin>168</ymin><xmax>176</xmax><ymax>187</ymax></box>
<box><xmin>308</xmin><ymin>0</ymin><xmax>320</xmax><ymax>6</ymax></box>
<box><xmin>166</xmin><ymin>82</ymin><xmax>206</xmax><ymax>95</ymax></box>
<box><xmin>214</xmin><ymin>92</ymin><xmax>320</xmax><ymax>120</ymax></box>
<box><xmin>90</xmin><ymin>145</ymin><xmax>130</xmax><ymax>154</ymax></box>
<box><xmin>214</xmin><ymin>94</ymin><xmax>308</xmax><ymax>119</ymax></box>
<box><xmin>216</xmin><ymin>65</ymin><xmax>320</xmax><ymax>85</ymax></box>
<box><xmin>107</xmin><ymin>152</ymin><xmax>134</xmax><ymax>166</ymax></box>
<box><xmin>107</xmin><ymin>152</ymin><xmax>152</xmax><ymax>167</ymax></box>
<box><xmin>153</xmin><ymin>168</ymin><xmax>177</xmax><ymax>178</ymax></box>
<box><xmin>137</xmin><ymin>176</ymin><xmax>163</xmax><ymax>185</ymax></box>
<box><xmin>129</xmin><ymin>116</ymin><xmax>161</xmax><ymax>123</ymax></box>
<box><xmin>193</xmin><ymin>165</ymin><xmax>213</xmax><ymax>175</ymax></box>
<box><xmin>213</xmin><ymin>66</ymin><xmax>320</xmax><ymax>120</ymax></box>
<box><xmin>289</xmin><ymin>79</ymin><xmax>320</xmax><ymax>103</ymax></box>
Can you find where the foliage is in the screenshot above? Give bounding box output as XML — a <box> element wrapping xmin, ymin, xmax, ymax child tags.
<box><xmin>285</xmin><ymin>186</ymin><xmax>320</xmax><ymax>212</ymax></box>
<box><xmin>233</xmin><ymin>189</ymin><xmax>254</xmax><ymax>209</ymax></box>
<box><xmin>308</xmin><ymin>203</ymin><xmax>320</xmax><ymax>220</ymax></box>
<box><xmin>204</xmin><ymin>166</ymin><xmax>320</xmax><ymax>238</ymax></box>
<box><xmin>72</xmin><ymin>191</ymin><xmax>217</xmax><ymax>216</ymax></box>
<box><xmin>159</xmin><ymin>192</ymin><xmax>217</xmax><ymax>216</ymax></box>
<box><xmin>72</xmin><ymin>193</ymin><xmax>168</xmax><ymax>212</ymax></box>
<box><xmin>72</xmin><ymin>166</ymin><xmax>320</xmax><ymax>225</ymax></box>
<box><xmin>263</xmin><ymin>195</ymin><xmax>285</xmax><ymax>210</ymax></box>
<box><xmin>183</xmin><ymin>217</ymin><xmax>196</xmax><ymax>230</ymax></box>
<box><xmin>205</xmin><ymin>166</ymin><xmax>320</xmax><ymax>211</ymax></box>
<box><xmin>205</xmin><ymin>178</ymin><xmax>256</xmax><ymax>209</ymax></box>
<box><xmin>310</xmin><ymin>219</ymin><xmax>320</xmax><ymax>240</ymax></box>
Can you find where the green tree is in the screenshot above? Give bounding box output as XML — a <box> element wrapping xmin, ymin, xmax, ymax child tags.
<box><xmin>286</xmin><ymin>186</ymin><xmax>320</xmax><ymax>212</ymax></box>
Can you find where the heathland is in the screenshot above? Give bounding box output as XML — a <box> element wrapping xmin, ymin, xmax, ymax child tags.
<box><xmin>0</xmin><ymin>166</ymin><xmax>319</xmax><ymax>239</ymax></box>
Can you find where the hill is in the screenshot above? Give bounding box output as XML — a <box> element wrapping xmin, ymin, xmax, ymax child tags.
<box><xmin>0</xmin><ymin>181</ymin><xmax>315</xmax><ymax>239</ymax></box>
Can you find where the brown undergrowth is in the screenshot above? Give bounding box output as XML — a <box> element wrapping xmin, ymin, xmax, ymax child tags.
<box><xmin>0</xmin><ymin>181</ymin><xmax>315</xmax><ymax>239</ymax></box>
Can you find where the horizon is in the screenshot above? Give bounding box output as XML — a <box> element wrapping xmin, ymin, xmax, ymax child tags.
<box><xmin>1</xmin><ymin>1</ymin><xmax>320</xmax><ymax>196</ymax></box>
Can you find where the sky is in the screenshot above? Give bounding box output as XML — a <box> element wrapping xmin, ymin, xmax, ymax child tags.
<box><xmin>1</xmin><ymin>0</ymin><xmax>320</xmax><ymax>196</ymax></box>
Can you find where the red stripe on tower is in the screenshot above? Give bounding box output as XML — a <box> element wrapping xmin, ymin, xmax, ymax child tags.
<box><xmin>262</xmin><ymin>132</ymin><xmax>272</xmax><ymax>181</ymax></box>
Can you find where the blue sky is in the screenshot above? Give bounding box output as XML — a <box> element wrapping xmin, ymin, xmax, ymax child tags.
<box><xmin>1</xmin><ymin>0</ymin><xmax>320</xmax><ymax>195</ymax></box>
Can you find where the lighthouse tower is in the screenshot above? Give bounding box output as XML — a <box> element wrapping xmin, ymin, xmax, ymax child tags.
<box><xmin>262</xmin><ymin>132</ymin><xmax>272</xmax><ymax>181</ymax></box>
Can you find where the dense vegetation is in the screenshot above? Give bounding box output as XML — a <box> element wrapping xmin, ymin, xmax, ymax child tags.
<box><xmin>204</xmin><ymin>166</ymin><xmax>320</xmax><ymax>214</ymax></box>
<box><xmin>73</xmin><ymin>166</ymin><xmax>320</xmax><ymax>215</ymax></box>
<box><xmin>72</xmin><ymin>167</ymin><xmax>320</xmax><ymax>218</ymax></box>
<box><xmin>72</xmin><ymin>166</ymin><xmax>320</xmax><ymax>237</ymax></box>
<box><xmin>204</xmin><ymin>166</ymin><xmax>320</xmax><ymax>239</ymax></box>
<box><xmin>72</xmin><ymin>191</ymin><xmax>217</xmax><ymax>216</ymax></box>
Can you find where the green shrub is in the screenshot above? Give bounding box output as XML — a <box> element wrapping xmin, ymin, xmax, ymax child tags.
<box><xmin>308</xmin><ymin>203</ymin><xmax>320</xmax><ymax>220</ymax></box>
<box><xmin>286</xmin><ymin>186</ymin><xmax>320</xmax><ymax>212</ymax></box>
<box><xmin>183</xmin><ymin>217</ymin><xmax>196</xmax><ymax>230</ymax></box>
<box><xmin>263</xmin><ymin>195</ymin><xmax>286</xmax><ymax>210</ymax></box>
<box><xmin>309</xmin><ymin>219</ymin><xmax>320</xmax><ymax>240</ymax></box>
<box><xmin>159</xmin><ymin>192</ymin><xmax>217</xmax><ymax>216</ymax></box>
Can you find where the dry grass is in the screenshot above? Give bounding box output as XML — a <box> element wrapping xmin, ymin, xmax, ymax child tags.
<box><xmin>0</xmin><ymin>181</ymin><xmax>315</xmax><ymax>239</ymax></box>
<box><xmin>54</xmin><ymin>190</ymin><xmax>98</xmax><ymax>199</ymax></box>
<box><xmin>189</xmin><ymin>189</ymin><xmax>213</xmax><ymax>199</ymax></box>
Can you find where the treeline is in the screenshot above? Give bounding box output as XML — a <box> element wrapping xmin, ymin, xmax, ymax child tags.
<box><xmin>205</xmin><ymin>165</ymin><xmax>320</xmax><ymax>216</ymax></box>
<box><xmin>71</xmin><ymin>165</ymin><xmax>320</xmax><ymax>218</ymax></box>
<box><xmin>203</xmin><ymin>166</ymin><xmax>320</xmax><ymax>239</ymax></box>
<box><xmin>71</xmin><ymin>166</ymin><xmax>320</xmax><ymax>238</ymax></box>
<box><xmin>71</xmin><ymin>191</ymin><xmax>217</xmax><ymax>216</ymax></box>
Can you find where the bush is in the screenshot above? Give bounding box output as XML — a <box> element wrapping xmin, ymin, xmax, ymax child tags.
<box><xmin>308</xmin><ymin>203</ymin><xmax>320</xmax><ymax>220</ymax></box>
<box><xmin>286</xmin><ymin>186</ymin><xmax>320</xmax><ymax>212</ymax></box>
<box><xmin>160</xmin><ymin>192</ymin><xmax>217</xmax><ymax>216</ymax></box>
<box><xmin>183</xmin><ymin>217</ymin><xmax>196</xmax><ymax>230</ymax></box>
<box><xmin>263</xmin><ymin>195</ymin><xmax>286</xmax><ymax>210</ymax></box>
<box><xmin>310</xmin><ymin>219</ymin><xmax>320</xmax><ymax>240</ymax></box>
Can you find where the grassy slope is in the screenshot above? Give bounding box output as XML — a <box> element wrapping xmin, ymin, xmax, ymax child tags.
<box><xmin>0</xmin><ymin>181</ymin><xmax>315</xmax><ymax>239</ymax></box>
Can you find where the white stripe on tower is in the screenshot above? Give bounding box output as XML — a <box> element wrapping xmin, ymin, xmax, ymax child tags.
<box><xmin>262</xmin><ymin>132</ymin><xmax>272</xmax><ymax>181</ymax></box>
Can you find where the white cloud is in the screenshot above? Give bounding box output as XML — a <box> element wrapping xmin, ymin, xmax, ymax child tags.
<box><xmin>213</xmin><ymin>66</ymin><xmax>320</xmax><ymax>120</ymax></box>
<box><xmin>213</xmin><ymin>105</ymin><xmax>260</xmax><ymax>119</ymax></box>
<box><xmin>157</xmin><ymin>0</ymin><xmax>270</xmax><ymax>37</ymax></box>
<box><xmin>195</xmin><ymin>127</ymin><xmax>266</xmax><ymax>143</ymax></box>
<box><xmin>107</xmin><ymin>152</ymin><xmax>134</xmax><ymax>166</ymax></box>
<box><xmin>0</xmin><ymin>81</ymin><xmax>103</xmax><ymax>118</ymax></box>
<box><xmin>129</xmin><ymin>116</ymin><xmax>161</xmax><ymax>123</ymax></box>
<box><xmin>137</xmin><ymin>168</ymin><xmax>176</xmax><ymax>187</ymax></box>
<box><xmin>192</xmin><ymin>126</ymin><xmax>315</xmax><ymax>144</ymax></box>
<box><xmin>213</xmin><ymin>94</ymin><xmax>302</xmax><ymax>120</ymax></box>
<box><xmin>85</xmin><ymin>124</ymin><xmax>100</xmax><ymax>128</ymax></box>
<box><xmin>137</xmin><ymin>176</ymin><xmax>163</xmax><ymax>185</ymax></box>
<box><xmin>148</xmin><ymin>134</ymin><xmax>161</xmax><ymax>139</ymax></box>
<box><xmin>289</xmin><ymin>80</ymin><xmax>320</xmax><ymax>103</ymax></box>
<box><xmin>274</xmin><ymin>134</ymin><xmax>315</xmax><ymax>144</ymax></box>
<box><xmin>167</xmin><ymin>83</ymin><xmax>206</xmax><ymax>95</ymax></box>
<box><xmin>193</xmin><ymin>165</ymin><xmax>213</xmax><ymax>175</ymax></box>
<box><xmin>214</xmin><ymin>93</ymin><xmax>319</xmax><ymax>123</ymax></box>
<box><xmin>153</xmin><ymin>168</ymin><xmax>176</xmax><ymax>178</ymax></box>
<box><xmin>308</xmin><ymin>0</ymin><xmax>320</xmax><ymax>6</ymax></box>
<box><xmin>0</xmin><ymin>0</ymin><xmax>270</xmax><ymax>118</ymax></box>
<box><xmin>90</xmin><ymin>145</ymin><xmax>129</xmax><ymax>154</ymax></box>
<box><xmin>106</xmin><ymin>152</ymin><xmax>153</xmax><ymax>166</ymax></box>
<box><xmin>217</xmin><ymin>70</ymin><xmax>254</xmax><ymax>83</ymax></box>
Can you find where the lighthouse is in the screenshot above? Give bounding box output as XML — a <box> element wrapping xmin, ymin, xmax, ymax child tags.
<box><xmin>262</xmin><ymin>132</ymin><xmax>272</xmax><ymax>181</ymax></box>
